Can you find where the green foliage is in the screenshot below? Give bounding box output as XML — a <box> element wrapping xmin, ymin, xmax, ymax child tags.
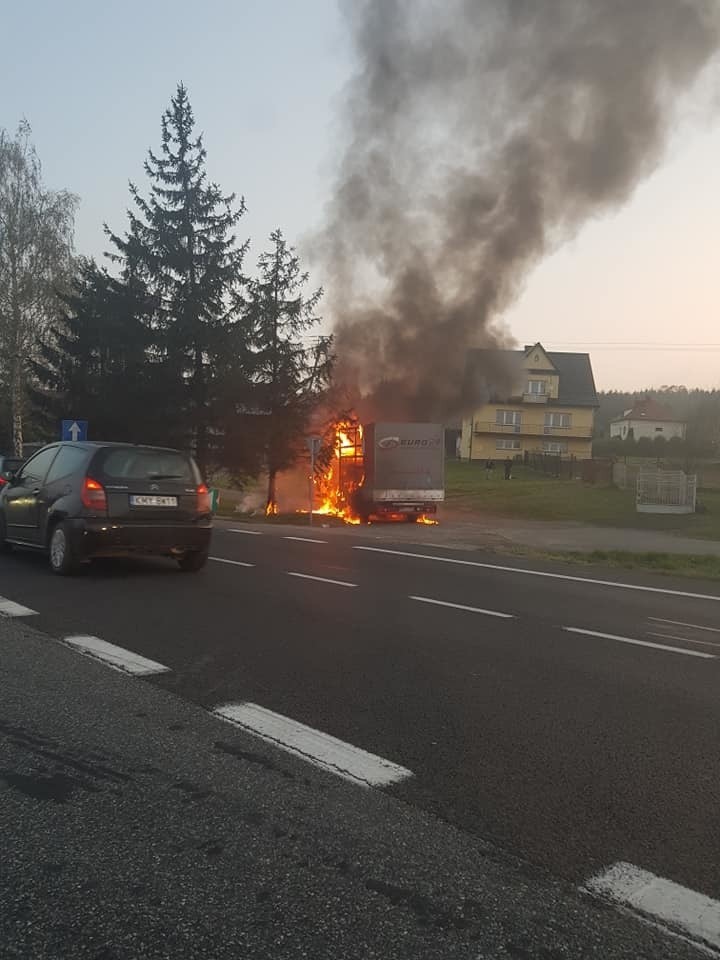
<box><xmin>236</xmin><ymin>229</ymin><xmax>331</xmax><ymax>506</ymax></box>
<box><xmin>104</xmin><ymin>83</ymin><xmax>250</xmax><ymax>468</ymax></box>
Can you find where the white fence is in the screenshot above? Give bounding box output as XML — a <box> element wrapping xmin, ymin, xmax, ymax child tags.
<box><xmin>636</xmin><ymin>471</ymin><xmax>697</xmax><ymax>514</ymax></box>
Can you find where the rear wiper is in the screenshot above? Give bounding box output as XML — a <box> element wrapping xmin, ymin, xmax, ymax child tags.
<box><xmin>147</xmin><ymin>473</ymin><xmax>185</xmax><ymax>480</ymax></box>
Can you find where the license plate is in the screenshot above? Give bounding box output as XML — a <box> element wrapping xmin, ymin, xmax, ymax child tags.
<box><xmin>130</xmin><ymin>495</ymin><xmax>178</xmax><ymax>507</ymax></box>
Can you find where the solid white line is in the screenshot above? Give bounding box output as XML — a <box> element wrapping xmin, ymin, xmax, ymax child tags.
<box><xmin>0</xmin><ymin>597</ymin><xmax>38</xmax><ymax>618</ymax></box>
<box><xmin>227</xmin><ymin>528</ymin><xmax>262</xmax><ymax>535</ymax></box>
<box><xmin>214</xmin><ymin>701</ymin><xmax>412</xmax><ymax>787</ymax></box>
<box><xmin>647</xmin><ymin>631</ymin><xmax>720</xmax><ymax>650</ymax></box>
<box><xmin>585</xmin><ymin>861</ymin><xmax>720</xmax><ymax>950</ymax></box>
<box><xmin>283</xmin><ymin>536</ymin><xmax>328</xmax><ymax>544</ymax></box>
<box><xmin>63</xmin><ymin>635</ymin><xmax>170</xmax><ymax>676</ymax></box>
<box><xmin>209</xmin><ymin>557</ymin><xmax>255</xmax><ymax>568</ymax></box>
<box><xmin>563</xmin><ymin>626</ymin><xmax>715</xmax><ymax>659</ymax></box>
<box><xmin>410</xmin><ymin>595</ymin><xmax>513</xmax><ymax>619</ymax></box>
<box><xmin>649</xmin><ymin>617</ymin><xmax>720</xmax><ymax>634</ymax></box>
<box><xmin>287</xmin><ymin>572</ymin><xmax>357</xmax><ymax>588</ymax></box>
<box><xmin>354</xmin><ymin>546</ymin><xmax>720</xmax><ymax>602</ymax></box>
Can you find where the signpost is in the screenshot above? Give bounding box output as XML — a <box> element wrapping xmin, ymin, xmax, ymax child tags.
<box><xmin>61</xmin><ymin>419</ymin><xmax>88</xmax><ymax>442</ymax></box>
<box><xmin>306</xmin><ymin>436</ymin><xmax>322</xmax><ymax>526</ymax></box>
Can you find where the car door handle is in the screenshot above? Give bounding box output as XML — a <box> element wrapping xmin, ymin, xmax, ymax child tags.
<box><xmin>32</xmin><ymin>487</ymin><xmax>40</xmax><ymax>495</ymax></box>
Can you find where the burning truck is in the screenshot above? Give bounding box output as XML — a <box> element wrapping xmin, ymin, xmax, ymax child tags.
<box><xmin>314</xmin><ymin>420</ymin><xmax>444</xmax><ymax>524</ymax></box>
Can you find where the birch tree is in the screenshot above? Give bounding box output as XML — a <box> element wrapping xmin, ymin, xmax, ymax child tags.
<box><xmin>0</xmin><ymin>122</ymin><xmax>77</xmax><ymax>454</ymax></box>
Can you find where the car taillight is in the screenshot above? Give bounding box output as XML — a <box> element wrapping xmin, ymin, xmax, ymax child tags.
<box><xmin>81</xmin><ymin>476</ymin><xmax>107</xmax><ymax>513</ymax></box>
<box><xmin>196</xmin><ymin>483</ymin><xmax>211</xmax><ymax>513</ymax></box>
<box><xmin>0</xmin><ymin>476</ymin><xmax>6</xmax><ymax>487</ymax></box>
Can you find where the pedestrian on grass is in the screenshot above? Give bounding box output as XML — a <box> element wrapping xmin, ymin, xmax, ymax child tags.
<box><xmin>485</xmin><ymin>459</ymin><xmax>494</xmax><ymax>478</ymax></box>
<box><xmin>504</xmin><ymin>457</ymin><xmax>513</xmax><ymax>480</ymax></box>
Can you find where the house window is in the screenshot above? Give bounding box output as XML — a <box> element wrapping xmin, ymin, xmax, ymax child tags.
<box><xmin>527</xmin><ymin>380</ymin><xmax>546</xmax><ymax>395</ymax></box>
<box><xmin>542</xmin><ymin>441</ymin><xmax>568</xmax><ymax>454</ymax></box>
<box><xmin>495</xmin><ymin>410</ymin><xmax>522</xmax><ymax>427</ymax></box>
<box><xmin>496</xmin><ymin>438</ymin><xmax>521</xmax><ymax>450</ymax></box>
<box><xmin>544</xmin><ymin>412</ymin><xmax>571</xmax><ymax>429</ymax></box>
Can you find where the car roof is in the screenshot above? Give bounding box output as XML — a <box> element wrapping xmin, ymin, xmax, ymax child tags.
<box><xmin>42</xmin><ymin>441</ymin><xmax>190</xmax><ymax>454</ymax></box>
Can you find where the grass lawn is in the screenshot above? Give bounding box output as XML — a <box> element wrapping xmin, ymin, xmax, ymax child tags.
<box><xmin>445</xmin><ymin>461</ymin><xmax>720</xmax><ymax>540</ymax></box>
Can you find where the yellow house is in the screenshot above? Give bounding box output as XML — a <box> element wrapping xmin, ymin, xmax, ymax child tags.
<box><xmin>459</xmin><ymin>343</ymin><xmax>597</xmax><ymax>461</ymax></box>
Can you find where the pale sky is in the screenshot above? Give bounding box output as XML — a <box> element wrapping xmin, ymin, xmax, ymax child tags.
<box><xmin>3</xmin><ymin>0</ymin><xmax>719</xmax><ymax>392</ymax></box>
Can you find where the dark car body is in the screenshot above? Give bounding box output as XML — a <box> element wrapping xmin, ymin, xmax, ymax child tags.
<box><xmin>0</xmin><ymin>442</ymin><xmax>212</xmax><ymax>574</ymax></box>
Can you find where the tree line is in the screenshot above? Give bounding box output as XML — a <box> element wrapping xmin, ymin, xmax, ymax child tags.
<box><xmin>0</xmin><ymin>84</ymin><xmax>331</xmax><ymax>508</ymax></box>
<box><xmin>594</xmin><ymin>387</ymin><xmax>720</xmax><ymax>459</ymax></box>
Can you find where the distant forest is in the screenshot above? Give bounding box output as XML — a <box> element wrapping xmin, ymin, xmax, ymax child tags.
<box><xmin>594</xmin><ymin>387</ymin><xmax>720</xmax><ymax>458</ymax></box>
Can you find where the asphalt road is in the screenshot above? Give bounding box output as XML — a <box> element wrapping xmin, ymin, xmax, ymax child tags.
<box><xmin>2</xmin><ymin>518</ymin><xmax>720</xmax><ymax>957</ymax></box>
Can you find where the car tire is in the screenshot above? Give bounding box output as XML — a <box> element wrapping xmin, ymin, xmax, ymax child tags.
<box><xmin>49</xmin><ymin>522</ymin><xmax>80</xmax><ymax>576</ymax></box>
<box><xmin>0</xmin><ymin>513</ymin><xmax>11</xmax><ymax>553</ymax></box>
<box><xmin>177</xmin><ymin>549</ymin><xmax>208</xmax><ymax>573</ymax></box>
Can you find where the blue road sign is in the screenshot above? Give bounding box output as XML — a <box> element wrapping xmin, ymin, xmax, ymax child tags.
<box><xmin>61</xmin><ymin>419</ymin><xmax>88</xmax><ymax>442</ymax></box>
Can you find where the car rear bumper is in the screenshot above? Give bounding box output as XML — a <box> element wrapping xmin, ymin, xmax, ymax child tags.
<box><xmin>68</xmin><ymin>519</ymin><xmax>212</xmax><ymax>558</ymax></box>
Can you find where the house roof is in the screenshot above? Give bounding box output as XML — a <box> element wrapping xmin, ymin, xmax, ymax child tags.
<box><xmin>611</xmin><ymin>397</ymin><xmax>685</xmax><ymax>423</ymax></box>
<box><xmin>465</xmin><ymin>346</ymin><xmax>598</xmax><ymax>407</ymax></box>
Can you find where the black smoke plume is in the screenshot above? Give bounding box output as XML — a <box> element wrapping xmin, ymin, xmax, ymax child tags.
<box><xmin>319</xmin><ymin>0</ymin><xmax>719</xmax><ymax>420</ymax></box>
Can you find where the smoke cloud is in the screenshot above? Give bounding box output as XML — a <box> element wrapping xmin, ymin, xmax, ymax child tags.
<box><xmin>319</xmin><ymin>0</ymin><xmax>720</xmax><ymax>420</ymax></box>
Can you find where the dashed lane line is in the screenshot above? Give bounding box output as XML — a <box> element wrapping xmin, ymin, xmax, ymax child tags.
<box><xmin>0</xmin><ymin>597</ymin><xmax>38</xmax><ymax>618</ymax></box>
<box><xmin>647</xmin><ymin>631</ymin><xmax>720</xmax><ymax>650</ymax></box>
<box><xmin>584</xmin><ymin>861</ymin><xmax>720</xmax><ymax>953</ymax></box>
<box><xmin>227</xmin><ymin>528</ymin><xmax>263</xmax><ymax>535</ymax></box>
<box><xmin>410</xmin><ymin>595</ymin><xmax>514</xmax><ymax>619</ymax></box>
<box><xmin>563</xmin><ymin>626</ymin><xmax>715</xmax><ymax>659</ymax></box>
<box><xmin>214</xmin><ymin>701</ymin><xmax>412</xmax><ymax>787</ymax></box>
<box><xmin>209</xmin><ymin>557</ymin><xmax>255</xmax><ymax>568</ymax></box>
<box><xmin>62</xmin><ymin>635</ymin><xmax>171</xmax><ymax>676</ymax></box>
<box><xmin>283</xmin><ymin>536</ymin><xmax>328</xmax><ymax>544</ymax></box>
<box><xmin>648</xmin><ymin>617</ymin><xmax>720</xmax><ymax>634</ymax></box>
<box><xmin>286</xmin><ymin>572</ymin><xmax>357</xmax><ymax>588</ymax></box>
<box><xmin>353</xmin><ymin>546</ymin><xmax>720</xmax><ymax>602</ymax></box>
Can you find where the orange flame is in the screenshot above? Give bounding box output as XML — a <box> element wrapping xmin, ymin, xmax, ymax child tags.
<box><xmin>310</xmin><ymin>418</ymin><xmax>364</xmax><ymax>524</ymax></box>
<box><xmin>265</xmin><ymin>501</ymin><xmax>279</xmax><ymax>517</ymax></box>
<box><xmin>417</xmin><ymin>515</ymin><xmax>439</xmax><ymax>525</ymax></box>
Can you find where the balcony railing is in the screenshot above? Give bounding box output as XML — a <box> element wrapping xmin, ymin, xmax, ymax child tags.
<box><xmin>473</xmin><ymin>421</ymin><xmax>593</xmax><ymax>438</ymax></box>
<box><xmin>522</xmin><ymin>393</ymin><xmax>549</xmax><ymax>403</ymax></box>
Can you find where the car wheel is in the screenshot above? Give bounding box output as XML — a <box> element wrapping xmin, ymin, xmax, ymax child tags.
<box><xmin>0</xmin><ymin>513</ymin><xmax>11</xmax><ymax>553</ymax></box>
<box><xmin>177</xmin><ymin>549</ymin><xmax>208</xmax><ymax>573</ymax></box>
<box><xmin>49</xmin><ymin>522</ymin><xmax>80</xmax><ymax>576</ymax></box>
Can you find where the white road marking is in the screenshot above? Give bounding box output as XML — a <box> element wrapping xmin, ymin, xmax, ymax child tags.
<box><xmin>283</xmin><ymin>536</ymin><xmax>328</xmax><ymax>544</ymax></box>
<box><xmin>585</xmin><ymin>861</ymin><xmax>720</xmax><ymax>950</ymax></box>
<box><xmin>410</xmin><ymin>595</ymin><xmax>513</xmax><ymax>619</ymax></box>
<box><xmin>287</xmin><ymin>572</ymin><xmax>357</xmax><ymax>588</ymax></box>
<box><xmin>563</xmin><ymin>627</ymin><xmax>715</xmax><ymax>659</ymax></box>
<box><xmin>354</xmin><ymin>546</ymin><xmax>720</xmax><ymax>602</ymax></box>
<box><xmin>0</xmin><ymin>597</ymin><xmax>37</xmax><ymax>618</ymax></box>
<box><xmin>62</xmin><ymin>635</ymin><xmax>170</xmax><ymax>676</ymax></box>
<box><xmin>214</xmin><ymin>701</ymin><xmax>412</xmax><ymax>787</ymax></box>
<box><xmin>209</xmin><ymin>557</ymin><xmax>255</xmax><ymax>568</ymax></box>
<box><xmin>227</xmin><ymin>528</ymin><xmax>262</xmax><ymax>535</ymax></box>
<box><xmin>647</xmin><ymin>631</ymin><xmax>720</xmax><ymax>650</ymax></box>
<box><xmin>649</xmin><ymin>617</ymin><xmax>720</xmax><ymax>634</ymax></box>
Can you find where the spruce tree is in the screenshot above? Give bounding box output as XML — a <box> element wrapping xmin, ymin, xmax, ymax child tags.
<box><xmin>105</xmin><ymin>83</ymin><xmax>249</xmax><ymax>469</ymax></box>
<box><xmin>32</xmin><ymin>259</ymin><xmax>152</xmax><ymax>441</ymax></box>
<box><xmin>244</xmin><ymin>229</ymin><xmax>331</xmax><ymax>512</ymax></box>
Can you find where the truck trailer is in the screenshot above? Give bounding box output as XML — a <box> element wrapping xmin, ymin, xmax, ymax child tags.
<box><xmin>349</xmin><ymin>421</ymin><xmax>445</xmax><ymax>522</ymax></box>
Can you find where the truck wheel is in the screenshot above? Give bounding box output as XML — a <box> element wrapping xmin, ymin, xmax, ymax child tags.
<box><xmin>49</xmin><ymin>522</ymin><xmax>80</xmax><ymax>576</ymax></box>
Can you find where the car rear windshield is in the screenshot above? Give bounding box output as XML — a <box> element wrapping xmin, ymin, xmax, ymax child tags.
<box><xmin>97</xmin><ymin>448</ymin><xmax>196</xmax><ymax>483</ymax></box>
